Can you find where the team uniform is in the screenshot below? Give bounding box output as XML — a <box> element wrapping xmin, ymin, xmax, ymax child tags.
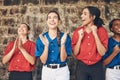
<box><xmin>4</xmin><ymin>40</ymin><xmax>36</xmax><ymax>80</ymax></box>
<box><xmin>35</xmin><ymin>32</ymin><xmax>72</xmax><ymax>80</ymax></box>
<box><xmin>103</xmin><ymin>37</ymin><xmax>120</xmax><ymax>80</ymax></box>
<box><xmin>72</xmin><ymin>26</ymin><xmax>108</xmax><ymax>80</ymax></box>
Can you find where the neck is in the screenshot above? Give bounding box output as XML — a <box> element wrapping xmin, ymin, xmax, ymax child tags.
<box><xmin>19</xmin><ymin>35</ymin><xmax>28</xmax><ymax>43</ymax></box>
<box><xmin>48</xmin><ymin>29</ymin><xmax>57</xmax><ymax>39</ymax></box>
<box><xmin>84</xmin><ymin>23</ymin><xmax>94</xmax><ymax>33</ymax></box>
<box><xmin>84</xmin><ymin>21</ymin><xmax>94</xmax><ymax>28</ymax></box>
<box><xmin>113</xmin><ymin>35</ymin><xmax>120</xmax><ymax>42</ymax></box>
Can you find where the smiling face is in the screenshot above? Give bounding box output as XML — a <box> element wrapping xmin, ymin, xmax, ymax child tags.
<box><xmin>81</xmin><ymin>8</ymin><xmax>95</xmax><ymax>27</ymax></box>
<box><xmin>111</xmin><ymin>19</ymin><xmax>120</xmax><ymax>35</ymax></box>
<box><xmin>18</xmin><ymin>23</ymin><xmax>30</xmax><ymax>36</ymax></box>
<box><xmin>47</xmin><ymin>12</ymin><xmax>60</xmax><ymax>30</ymax></box>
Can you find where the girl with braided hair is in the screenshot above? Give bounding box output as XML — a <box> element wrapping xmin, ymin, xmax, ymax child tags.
<box><xmin>35</xmin><ymin>10</ymin><xmax>72</xmax><ymax>80</ymax></box>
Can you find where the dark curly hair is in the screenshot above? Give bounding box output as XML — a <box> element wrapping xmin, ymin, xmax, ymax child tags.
<box><xmin>109</xmin><ymin>18</ymin><xmax>120</xmax><ymax>31</ymax></box>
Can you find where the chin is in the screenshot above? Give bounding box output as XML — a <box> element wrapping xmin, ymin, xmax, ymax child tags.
<box><xmin>81</xmin><ymin>24</ymin><xmax>87</xmax><ymax>26</ymax></box>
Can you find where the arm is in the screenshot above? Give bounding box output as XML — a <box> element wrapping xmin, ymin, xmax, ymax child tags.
<box><xmin>72</xmin><ymin>29</ymin><xmax>84</xmax><ymax>56</ymax></box>
<box><xmin>103</xmin><ymin>45</ymin><xmax>120</xmax><ymax>66</ymax></box>
<box><xmin>60</xmin><ymin>44</ymin><xmax>67</xmax><ymax>62</ymax></box>
<box><xmin>40</xmin><ymin>45</ymin><xmax>49</xmax><ymax>64</ymax></box>
<box><xmin>91</xmin><ymin>26</ymin><xmax>107</xmax><ymax>56</ymax></box>
<box><xmin>2</xmin><ymin>39</ymin><xmax>18</xmax><ymax>64</ymax></box>
<box><xmin>19</xmin><ymin>48</ymin><xmax>35</xmax><ymax>65</ymax></box>
<box><xmin>93</xmin><ymin>33</ymin><xmax>107</xmax><ymax>56</ymax></box>
<box><xmin>2</xmin><ymin>47</ymin><xmax>15</xmax><ymax>64</ymax></box>
<box><xmin>73</xmin><ymin>38</ymin><xmax>82</xmax><ymax>56</ymax></box>
<box><xmin>18</xmin><ymin>39</ymin><xmax>35</xmax><ymax>65</ymax></box>
<box><xmin>39</xmin><ymin>34</ymin><xmax>49</xmax><ymax>64</ymax></box>
<box><xmin>60</xmin><ymin>33</ymin><xmax>68</xmax><ymax>62</ymax></box>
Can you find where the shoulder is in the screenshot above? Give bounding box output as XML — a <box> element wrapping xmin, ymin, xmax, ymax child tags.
<box><xmin>108</xmin><ymin>37</ymin><xmax>114</xmax><ymax>42</ymax></box>
<box><xmin>37</xmin><ymin>32</ymin><xmax>48</xmax><ymax>40</ymax></box>
<box><xmin>60</xmin><ymin>32</ymin><xmax>64</xmax><ymax>36</ymax></box>
<box><xmin>97</xmin><ymin>26</ymin><xmax>108</xmax><ymax>36</ymax></box>
<box><xmin>7</xmin><ymin>41</ymin><xmax>14</xmax><ymax>46</ymax></box>
<box><xmin>98</xmin><ymin>26</ymin><xmax>107</xmax><ymax>32</ymax></box>
<box><xmin>43</xmin><ymin>32</ymin><xmax>48</xmax><ymax>36</ymax></box>
<box><xmin>60</xmin><ymin>32</ymin><xmax>70</xmax><ymax>38</ymax></box>
<box><xmin>5</xmin><ymin>41</ymin><xmax>15</xmax><ymax>49</ymax></box>
<box><xmin>38</xmin><ymin>32</ymin><xmax>48</xmax><ymax>38</ymax></box>
<box><xmin>71</xmin><ymin>26</ymin><xmax>83</xmax><ymax>37</ymax></box>
<box><xmin>74</xmin><ymin>26</ymin><xmax>83</xmax><ymax>32</ymax></box>
<box><xmin>73</xmin><ymin>26</ymin><xmax>83</xmax><ymax>34</ymax></box>
<box><xmin>27</xmin><ymin>40</ymin><xmax>35</xmax><ymax>45</ymax></box>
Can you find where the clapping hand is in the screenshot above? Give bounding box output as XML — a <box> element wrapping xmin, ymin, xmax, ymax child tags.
<box><xmin>39</xmin><ymin>34</ymin><xmax>49</xmax><ymax>47</ymax></box>
<box><xmin>12</xmin><ymin>38</ymin><xmax>19</xmax><ymax>51</ymax></box>
<box><xmin>18</xmin><ymin>38</ymin><xmax>23</xmax><ymax>49</ymax></box>
<box><xmin>61</xmin><ymin>32</ymin><xmax>68</xmax><ymax>45</ymax></box>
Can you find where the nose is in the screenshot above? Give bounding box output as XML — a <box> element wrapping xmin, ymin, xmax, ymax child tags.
<box><xmin>81</xmin><ymin>14</ymin><xmax>83</xmax><ymax>18</ymax></box>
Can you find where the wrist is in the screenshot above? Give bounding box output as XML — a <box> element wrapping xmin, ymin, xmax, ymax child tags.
<box><xmin>19</xmin><ymin>47</ymin><xmax>24</xmax><ymax>50</ymax></box>
<box><xmin>61</xmin><ymin>43</ymin><xmax>65</xmax><ymax>46</ymax></box>
<box><xmin>45</xmin><ymin>44</ymin><xmax>49</xmax><ymax>47</ymax></box>
<box><xmin>93</xmin><ymin>31</ymin><xmax>97</xmax><ymax>35</ymax></box>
